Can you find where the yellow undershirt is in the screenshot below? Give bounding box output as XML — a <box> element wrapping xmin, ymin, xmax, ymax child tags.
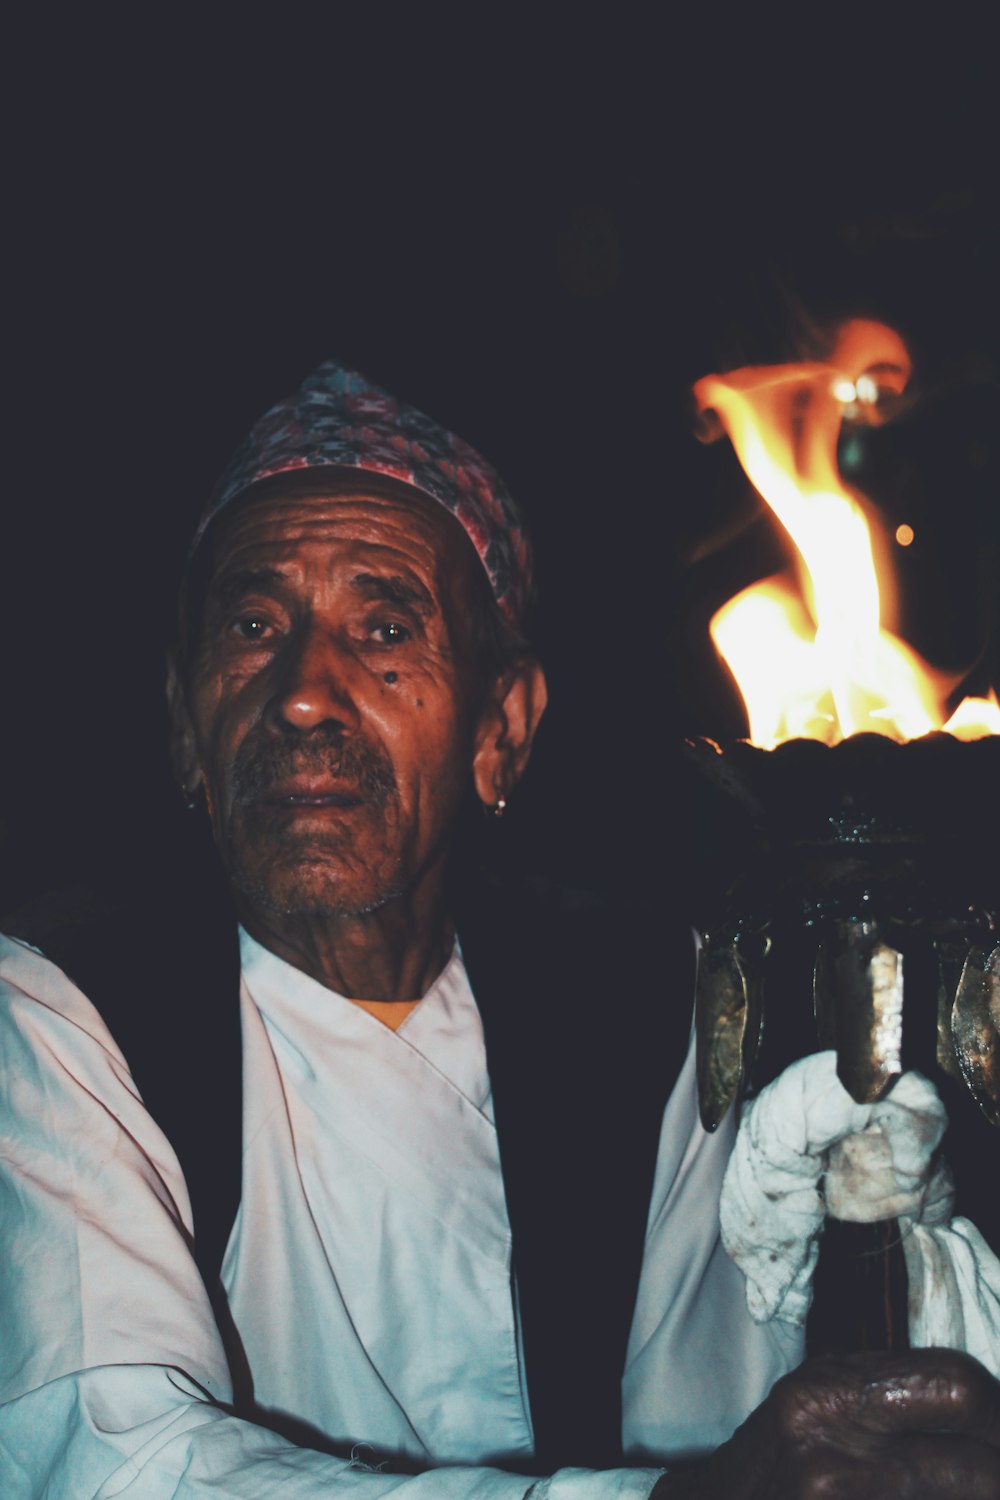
<box><xmin>348</xmin><ymin>996</ymin><xmax>421</xmax><ymax>1032</ymax></box>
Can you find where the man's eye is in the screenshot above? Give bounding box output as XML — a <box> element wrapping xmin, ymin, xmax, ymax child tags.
<box><xmin>232</xmin><ymin>616</ymin><xmax>274</xmax><ymax>642</ymax></box>
<box><xmin>371</xmin><ymin>621</ymin><xmax>411</xmax><ymax>645</ymax></box>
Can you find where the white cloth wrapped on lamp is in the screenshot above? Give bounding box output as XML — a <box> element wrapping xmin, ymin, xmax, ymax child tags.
<box><xmin>718</xmin><ymin>1050</ymin><xmax>1000</xmax><ymax>1376</ymax></box>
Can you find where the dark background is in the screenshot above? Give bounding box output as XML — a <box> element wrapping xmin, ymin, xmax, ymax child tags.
<box><xmin>3</xmin><ymin>13</ymin><xmax>999</xmax><ymax>912</ymax></box>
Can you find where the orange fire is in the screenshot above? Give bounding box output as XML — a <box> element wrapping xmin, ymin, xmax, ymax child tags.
<box><xmin>693</xmin><ymin>319</ymin><xmax>1000</xmax><ymax>749</ymax></box>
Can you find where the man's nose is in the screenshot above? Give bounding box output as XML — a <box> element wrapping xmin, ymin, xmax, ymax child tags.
<box><xmin>267</xmin><ymin>625</ymin><xmax>361</xmax><ymax>734</ymax></box>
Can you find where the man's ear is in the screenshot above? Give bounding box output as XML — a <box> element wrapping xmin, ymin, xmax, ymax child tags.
<box><xmin>165</xmin><ymin>650</ymin><xmax>202</xmax><ymax>801</ymax></box>
<box><xmin>471</xmin><ymin>657</ymin><xmax>548</xmax><ymax>809</ymax></box>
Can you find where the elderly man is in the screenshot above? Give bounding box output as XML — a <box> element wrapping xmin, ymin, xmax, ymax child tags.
<box><xmin>1</xmin><ymin>362</ymin><xmax>998</xmax><ymax>1498</ymax></box>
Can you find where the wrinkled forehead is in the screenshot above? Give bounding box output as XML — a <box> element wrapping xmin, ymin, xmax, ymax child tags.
<box><xmin>200</xmin><ymin>469</ymin><xmax>484</xmax><ymax>616</ymax></box>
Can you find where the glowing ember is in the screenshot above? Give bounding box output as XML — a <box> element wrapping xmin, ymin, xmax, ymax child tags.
<box><xmin>694</xmin><ymin>319</ymin><xmax>1000</xmax><ymax>748</ymax></box>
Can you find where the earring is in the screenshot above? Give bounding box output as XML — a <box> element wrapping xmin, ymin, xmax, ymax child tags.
<box><xmin>492</xmin><ymin>795</ymin><xmax>507</xmax><ymax>819</ymax></box>
<box><xmin>182</xmin><ymin>784</ymin><xmax>201</xmax><ymax>812</ymax></box>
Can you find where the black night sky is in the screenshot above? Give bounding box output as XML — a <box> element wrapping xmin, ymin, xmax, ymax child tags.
<box><xmin>3</xmin><ymin>14</ymin><xmax>998</xmax><ymax>913</ymax></box>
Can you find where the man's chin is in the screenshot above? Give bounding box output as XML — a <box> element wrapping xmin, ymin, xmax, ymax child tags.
<box><xmin>230</xmin><ymin>854</ymin><xmax>404</xmax><ymax>922</ymax></box>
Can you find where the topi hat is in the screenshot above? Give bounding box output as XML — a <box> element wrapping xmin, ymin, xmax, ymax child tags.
<box><xmin>198</xmin><ymin>360</ymin><xmax>533</xmax><ymax>626</ymax></box>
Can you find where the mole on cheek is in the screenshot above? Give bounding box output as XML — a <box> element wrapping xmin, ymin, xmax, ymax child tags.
<box><xmin>383</xmin><ymin>671</ymin><xmax>398</xmax><ymax>684</ymax></box>
<box><xmin>416</xmin><ymin>699</ymin><xmax>423</xmax><ymax>708</ymax></box>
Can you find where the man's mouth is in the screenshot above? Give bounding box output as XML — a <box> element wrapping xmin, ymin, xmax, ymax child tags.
<box><xmin>230</xmin><ymin>732</ymin><xmax>398</xmax><ymax>814</ymax></box>
<box><xmin>260</xmin><ymin>781</ymin><xmax>364</xmax><ymax>809</ymax></box>
<box><xmin>274</xmin><ymin>793</ymin><xmax>362</xmax><ymax>809</ymax></box>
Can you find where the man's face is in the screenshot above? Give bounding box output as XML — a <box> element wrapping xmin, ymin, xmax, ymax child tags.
<box><xmin>177</xmin><ymin>481</ymin><xmax>493</xmax><ymax>919</ymax></box>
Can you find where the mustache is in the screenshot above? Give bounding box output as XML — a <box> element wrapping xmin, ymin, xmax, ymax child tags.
<box><xmin>231</xmin><ymin>727</ymin><xmax>398</xmax><ymax>806</ymax></box>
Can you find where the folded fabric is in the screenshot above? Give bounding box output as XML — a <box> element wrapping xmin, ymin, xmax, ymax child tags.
<box><xmin>902</xmin><ymin>1218</ymin><xmax>1000</xmax><ymax>1375</ymax></box>
<box><xmin>719</xmin><ymin>1052</ymin><xmax>947</xmax><ymax>1325</ymax></box>
<box><xmin>719</xmin><ymin>1051</ymin><xmax>1000</xmax><ymax>1376</ymax></box>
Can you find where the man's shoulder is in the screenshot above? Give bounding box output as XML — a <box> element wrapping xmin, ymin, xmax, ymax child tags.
<box><xmin>0</xmin><ymin>922</ymin><xmax>140</xmax><ymax>1131</ymax></box>
<box><xmin>2</xmin><ymin>877</ymin><xmax>243</xmax><ymax>1282</ymax></box>
<box><xmin>1</xmin><ymin>877</ymin><xmax>241</xmax><ymax>1074</ymax></box>
<box><xmin>4</xmin><ymin>873</ymin><xmax>236</xmax><ymax>974</ymax></box>
<box><xmin>1</xmin><ymin>885</ymin><xmax>155</xmax><ymax>1030</ymax></box>
<box><xmin>1</xmin><ymin>891</ymin><xmax>110</xmax><ymax>1020</ymax></box>
<box><xmin>3</xmin><ymin>883</ymin><xmax>132</xmax><ymax>970</ymax></box>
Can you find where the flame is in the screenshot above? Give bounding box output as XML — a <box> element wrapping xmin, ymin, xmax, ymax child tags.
<box><xmin>694</xmin><ymin>319</ymin><xmax>999</xmax><ymax>748</ymax></box>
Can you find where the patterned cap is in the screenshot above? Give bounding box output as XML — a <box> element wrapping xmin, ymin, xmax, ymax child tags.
<box><xmin>198</xmin><ymin>360</ymin><xmax>533</xmax><ymax>626</ymax></box>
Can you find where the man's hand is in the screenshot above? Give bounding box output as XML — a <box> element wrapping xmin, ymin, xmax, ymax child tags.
<box><xmin>650</xmin><ymin>1349</ymin><xmax>1000</xmax><ymax>1498</ymax></box>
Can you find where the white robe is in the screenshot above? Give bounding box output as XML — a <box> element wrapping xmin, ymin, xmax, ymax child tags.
<box><xmin>0</xmin><ymin>927</ymin><xmax>800</xmax><ymax>1498</ymax></box>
